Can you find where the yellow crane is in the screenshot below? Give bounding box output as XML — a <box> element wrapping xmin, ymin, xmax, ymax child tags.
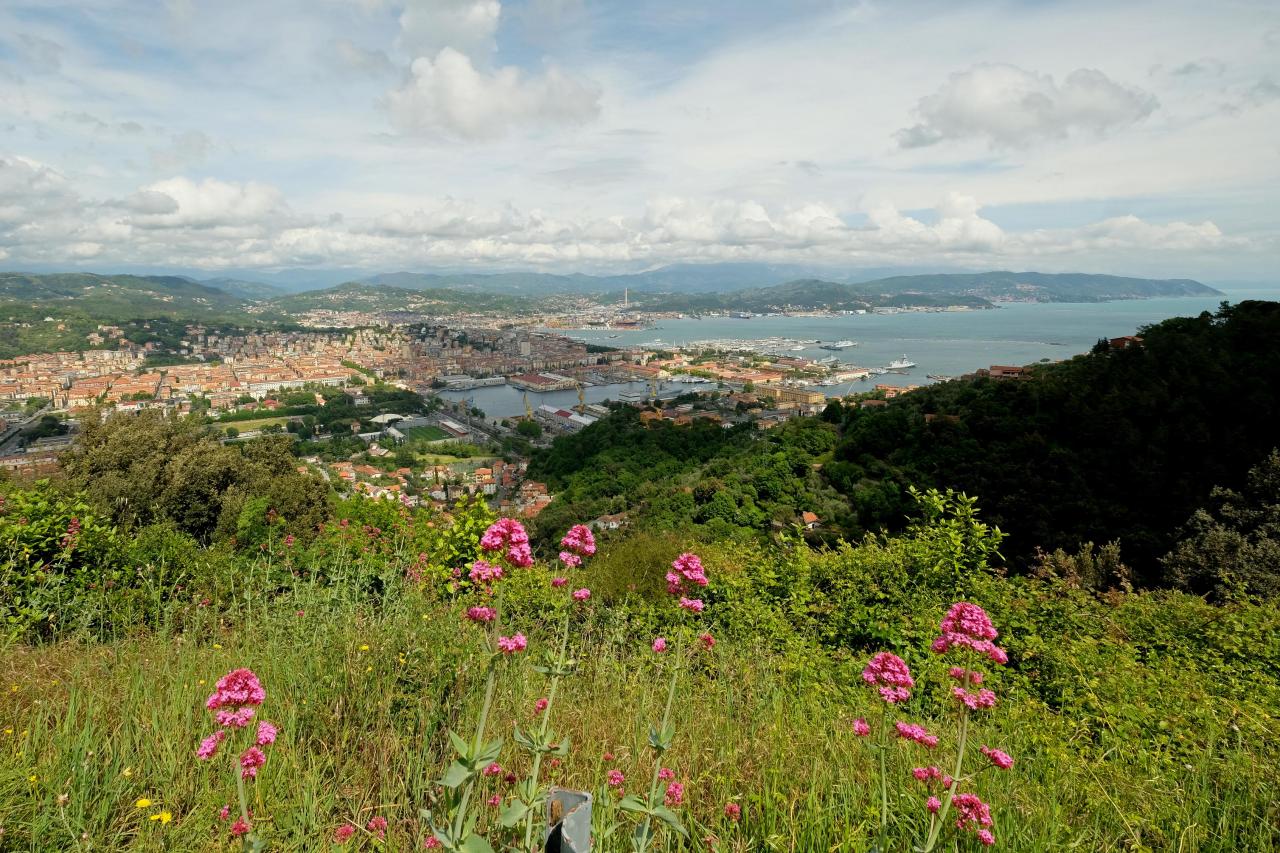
<box><xmin>576</xmin><ymin>381</ymin><xmax>586</xmax><ymax>414</ymax></box>
<box><xmin>523</xmin><ymin>391</ymin><xmax>533</xmax><ymax>420</ymax></box>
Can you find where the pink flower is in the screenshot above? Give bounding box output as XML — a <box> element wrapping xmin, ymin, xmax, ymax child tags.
<box><xmin>197</xmin><ymin>730</ymin><xmax>226</xmax><ymax>760</ymax></box>
<box><xmin>652</xmin><ymin>637</ymin><xmax>668</xmax><ymax>653</ymax></box>
<box><xmin>505</xmin><ymin>542</ymin><xmax>533</xmax><ymax>568</ymax></box>
<box><xmin>468</xmin><ymin>559</ymin><xmax>504</xmax><ymax>584</ymax></box>
<box><xmin>948</xmin><ymin>666</ymin><xmax>984</xmax><ymax>684</ymax></box>
<box><xmin>559</xmin><ymin>524</ymin><xmax>596</xmax><ymax>557</ymax></box>
<box><xmin>862</xmin><ymin>652</ymin><xmax>915</xmax><ymax>704</ymax></box>
<box><xmin>367</xmin><ymin>815</ymin><xmax>388</xmax><ymax>838</ymax></box>
<box><xmin>551</xmin><ymin>577</ymin><xmax>568</xmax><ymax>588</ymax></box>
<box><xmin>667</xmin><ymin>552</ymin><xmax>708</xmax><ymax>595</ymax></box>
<box><xmin>218</xmin><ymin>805</ymin><xmax>231</xmax><ymax>821</ymax></box>
<box><xmin>497</xmin><ymin>634</ymin><xmax>527</xmax><ymax>654</ymax></box>
<box><xmin>926</xmin><ymin>796</ymin><xmax>941</xmax><ymax>814</ymax></box>
<box><xmin>423</xmin><ymin>837</ymin><xmax>442</xmax><ymax>849</ymax></box>
<box><xmin>205</xmin><ymin>668</ymin><xmax>265</xmax><ymax>710</ymax></box>
<box><xmin>678</xmin><ymin>597</ymin><xmax>704</xmax><ymax>613</ymax></box>
<box><xmin>951</xmin><ymin>686</ymin><xmax>998</xmax><ymax>711</ymax></box>
<box><xmin>572</xmin><ymin>588</ymin><xmax>591</xmax><ymax>602</ymax></box>
<box><xmin>699</xmin><ymin>632</ymin><xmax>716</xmax><ymax>650</ymax></box>
<box><xmin>852</xmin><ymin>718</ymin><xmax>871</xmax><ymax>737</ymax></box>
<box><xmin>216</xmin><ymin>707</ymin><xmax>255</xmax><ymax>728</ymax></box>
<box><xmin>912</xmin><ymin>766</ymin><xmax>942</xmax><ymax>782</ymax></box>
<box><xmin>664</xmin><ymin>782</ymin><xmax>684</xmax><ymax>806</ymax></box>
<box><xmin>535</xmin><ymin>698</ymin><xmax>549</xmax><ymax>714</ymax></box>
<box><xmin>483</xmin><ymin>762</ymin><xmax>503</xmax><ymax>777</ymax></box>
<box><xmin>603</xmin><ymin>751</ymin><xmax>615</xmax><ymax>762</ymax></box>
<box><xmin>658</xmin><ymin>767</ymin><xmax>675</xmax><ymax>781</ymax></box>
<box><xmin>894</xmin><ymin>721</ymin><xmax>939</xmax><ymax>748</ymax></box>
<box><xmin>724</xmin><ymin>802</ymin><xmax>741</xmax><ymax>821</ymax></box>
<box><xmin>284</xmin><ymin>534</ymin><xmax>295</xmax><ymax>547</ymax></box>
<box><xmin>559</xmin><ymin>551</ymin><xmax>582</xmax><ymax>568</ymax></box>
<box><xmin>487</xmin><ymin>795</ymin><xmax>501</xmax><ymax>807</ymax></box>
<box><xmin>240</xmin><ymin>746</ymin><xmax>267</xmax><ymax>779</ymax></box>
<box><xmin>932</xmin><ymin>602</ymin><xmax>1007</xmax><ymax>664</ymax></box>
<box><xmin>980</xmin><ymin>745</ymin><xmax>1014</xmax><ymax>770</ymax></box>
<box><xmin>977</xmin><ymin>829</ymin><xmax>996</xmax><ymax>846</ymax></box>
<box><xmin>334</xmin><ymin>824</ymin><xmax>356</xmax><ymax>843</ymax></box>
<box><xmin>952</xmin><ymin>792</ymin><xmax>994</xmax><ymax>831</ymax></box>
<box><xmin>607</xmin><ymin>769</ymin><xmax>625</xmax><ymax>787</ymax></box>
<box><xmin>466</xmin><ymin>606</ymin><xmax>497</xmax><ymax>623</ymax></box>
<box><xmin>255</xmin><ymin>721</ymin><xmax>278</xmax><ymax>747</ymax></box>
<box><xmin>230</xmin><ymin>818</ymin><xmax>250</xmax><ymax>837</ymax></box>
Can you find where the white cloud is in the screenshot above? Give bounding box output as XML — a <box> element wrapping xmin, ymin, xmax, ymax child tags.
<box><xmin>386</xmin><ymin>47</ymin><xmax>600</xmax><ymax>139</ymax></box>
<box><xmin>332</xmin><ymin>38</ymin><xmax>396</xmax><ymax>77</ymax></box>
<box><xmin>397</xmin><ymin>0</ymin><xmax>501</xmax><ymax>63</ymax></box>
<box><xmin>149</xmin><ymin>130</ymin><xmax>214</xmax><ymax>172</ymax></box>
<box><xmin>897</xmin><ymin>64</ymin><xmax>1158</xmax><ymax>148</ymax></box>
<box><xmin>128</xmin><ymin>177</ymin><xmax>290</xmax><ymax>230</ymax></box>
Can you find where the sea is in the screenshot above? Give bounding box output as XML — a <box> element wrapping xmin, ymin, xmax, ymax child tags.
<box><xmin>440</xmin><ymin>288</ymin><xmax>1277</xmax><ymax>419</ymax></box>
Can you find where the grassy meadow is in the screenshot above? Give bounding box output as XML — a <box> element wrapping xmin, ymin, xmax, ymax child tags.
<box><xmin>1</xmin><ymin>490</ymin><xmax>1278</xmax><ymax>851</ymax></box>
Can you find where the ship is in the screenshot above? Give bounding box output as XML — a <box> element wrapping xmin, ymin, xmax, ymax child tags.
<box><xmin>820</xmin><ymin>340</ymin><xmax>857</xmax><ymax>351</ymax></box>
<box><xmin>887</xmin><ymin>354</ymin><xmax>917</xmax><ymax>370</ymax></box>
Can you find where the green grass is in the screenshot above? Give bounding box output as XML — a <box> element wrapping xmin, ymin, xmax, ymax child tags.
<box><xmin>1</xmin><ymin>584</ymin><xmax>1277</xmax><ymax>852</ymax></box>
<box><xmin>219</xmin><ymin>416</ymin><xmax>290</xmax><ymax>433</ymax></box>
<box><xmin>403</xmin><ymin>425</ymin><xmax>450</xmax><ymax>442</ymax></box>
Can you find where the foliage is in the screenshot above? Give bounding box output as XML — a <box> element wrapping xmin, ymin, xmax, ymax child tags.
<box><xmin>1162</xmin><ymin>448</ymin><xmax>1280</xmax><ymax>598</ymax></box>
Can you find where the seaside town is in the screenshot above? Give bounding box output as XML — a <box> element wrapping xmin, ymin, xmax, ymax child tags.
<box><xmin>0</xmin><ymin>316</ymin><xmax>1069</xmax><ymax>519</ymax></box>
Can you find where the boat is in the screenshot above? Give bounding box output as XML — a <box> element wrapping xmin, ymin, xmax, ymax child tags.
<box><xmin>607</xmin><ymin>334</ymin><xmax>620</xmax><ymax>339</ymax></box>
<box><xmin>926</xmin><ymin>374</ymin><xmax>953</xmax><ymax>382</ymax></box>
<box><xmin>820</xmin><ymin>340</ymin><xmax>857</xmax><ymax>351</ymax></box>
<box><xmin>887</xmin><ymin>354</ymin><xmax>917</xmax><ymax>370</ymax></box>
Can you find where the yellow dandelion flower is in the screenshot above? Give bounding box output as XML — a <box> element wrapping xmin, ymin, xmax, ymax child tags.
<box><xmin>365</xmin><ymin>665</ymin><xmax>373</xmax><ymax>672</ymax></box>
<box><xmin>359</xmin><ymin>644</ymin><xmax>370</xmax><ymax>651</ymax></box>
<box><xmin>122</xmin><ymin>767</ymin><xmax>133</xmax><ymax>777</ymax></box>
<box><xmin>28</xmin><ymin>774</ymin><xmax>37</xmax><ymax>783</ymax></box>
<box><xmin>135</xmin><ymin>798</ymin><xmax>152</xmax><ymax>808</ymax></box>
<box><xmin>198</xmin><ymin>679</ymin><xmax>206</xmax><ymax>686</ymax></box>
<box><xmin>3</xmin><ymin>727</ymin><xmax>12</xmax><ymax>735</ymax></box>
<box><xmin>149</xmin><ymin>811</ymin><xmax>172</xmax><ymax>824</ymax></box>
<box><xmin>212</xmin><ymin>643</ymin><xmax>223</xmax><ymax>650</ymax></box>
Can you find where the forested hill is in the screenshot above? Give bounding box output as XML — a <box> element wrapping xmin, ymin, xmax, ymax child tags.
<box><xmin>828</xmin><ymin>300</ymin><xmax>1280</xmax><ymax>585</ymax></box>
<box><xmin>530</xmin><ymin>300</ymin><xmax>1280</xmax><ymax>591</ymax></box>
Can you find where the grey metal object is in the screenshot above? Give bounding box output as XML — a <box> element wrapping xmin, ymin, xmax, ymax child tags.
<box><xmin>544</xmin><ymin>787</ymin><xmax>592</xmax><ymax>852</ymax></box>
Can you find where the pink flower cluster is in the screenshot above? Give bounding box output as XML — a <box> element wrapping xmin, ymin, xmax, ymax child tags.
<box><xmin>951</xmin><ymin>685</ymin><xmax>998</xmax><ymax>710</ymax></box>
<box><xmin>912</xmin><ymin>765</ymin><xmax>942</xmax><ymax>782</ymax></box>
<box><xmin>468</xmin><ymin>560</ymin><xmax>504</xmax><ymax>584</ymax></box>
<box><xmin>480</xmin><ymin>519</ymin><xmax>533</xmax><ymax>568</ymax></box>
<box><xmin>466</xmin><ymin>606</ymin><xmax>497</xmax><ymax>623</ymax></box>
<box><xmin>862</xmin><ymin>652</ymin><xmax>915</xmax><ymax>704</ymax></box>
<box><xmin>894</xmin><ymin>721</ymin><xmax>939</xmax><ymax>748</ymax></box>
<box><xmin>560</xmin><ymin>524</ymin><xmax>596</xmax><ymax>557</ymax></box>
<box><xmin>572</xmin><ymin>588</ymin><xmax>591</xmax><ymax>602</ymax></box>
<box><xmin>952</xmin><ymin>793</ymin><xmax>995</xmax><ymax>846</ymax></box>
<box><xmin>980</xmin><ymin>745</ymin><xmax>1014</xmax><ymax>770</ymax></box>
<box><xmin>497</xmin><ymin>634</ymin><xmax>527</xmax><ymax>654</ymax></box>
<box><xmin>852</xmin><ymin>718</ymin><xmax>871</xmax><ymax>737</ymax></box>
<box><xmin>664</xmin><ymin>782</ymin><xmax>684</xmax><ymax>806</ymax></box>
<box><xmin>607</xmin><ymin>769</ymin><xmax>625</xmax><ymax>787</ymax></box>
<box><xmin>931</xmin><ymin>602</ymin><xmax>1008</xmax><ymax>664</ymax></box>
<box><xmin>678</xmin><ymin>596</ymin><xmax>704</xmax><ymax>613</ymax></box>
<box><xmin>197</xmin><ymin>669</ymin><xmax>279</xmax><ymax>782</ymax></box>
<box><xmin>666</xmin><ymin>552</ymin><xmax>709</xmax><ymax>596</ymax></box>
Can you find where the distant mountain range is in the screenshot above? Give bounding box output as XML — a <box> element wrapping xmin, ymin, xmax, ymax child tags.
<box><xmin>0</xmin><ymin>268</ymin><xmax>1225</xmax><ymax>328</ymax></box>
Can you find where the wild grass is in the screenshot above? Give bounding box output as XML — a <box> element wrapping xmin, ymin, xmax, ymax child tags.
<box><xmin>2</xmin><ymin>582</ymin><xmax>1277</xmax><ymax>852</ymax></box>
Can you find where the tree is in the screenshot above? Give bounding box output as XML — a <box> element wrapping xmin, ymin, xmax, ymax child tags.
<box><xmin>1162</xmin><ymin>449</ymin><xmax>1280</xmax><ymax>598</ymax></box>
<box><xmin>516</xmin><ymin>419</ymin><xmax>543</xmax><ymax>439</ymax></box>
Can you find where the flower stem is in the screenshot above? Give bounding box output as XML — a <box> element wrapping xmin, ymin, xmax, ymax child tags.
<box><xmin>235</xmin><ymin>760</ymin><xmax>251</xmax><ymax>852</ymax></box>
<box><xmin>523</xmin><ymin>611</ymin><xmax>572</xmax><ymax>851</ymax></box>
<box><xmin>454</xmin><ymin>585</ymin><xmax>504</xmax><ymax>842</ymax></box>
<box><xmin>877</xmin><ymin>711</ymin><xmax>890</xmax><ymax>849</ymax></box>
<box><xmin>640</xmin><ymin>653</ymin><xmax>680</xmax><ymax>852</ymax></box>
<box><xmin>921</xmin><ymin>698</ymin><xmax>972</xmax><ymax>852</ymax></box>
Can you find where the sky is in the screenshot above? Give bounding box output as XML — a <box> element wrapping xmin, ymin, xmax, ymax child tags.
<box><xmin>0</xmin><ymin>0</ymin><xmax>1277</xmax><ymax>280</ymax></box>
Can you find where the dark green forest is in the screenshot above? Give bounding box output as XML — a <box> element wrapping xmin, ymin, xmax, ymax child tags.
<box><xmin>531</xmin><ymin>300</ymin><xmax>1280</xmax><ymax>592</ymax></box>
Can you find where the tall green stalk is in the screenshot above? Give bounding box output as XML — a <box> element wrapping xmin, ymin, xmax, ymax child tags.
<box><xmin>921</xmin><ymin>680</ymin><xmax>973</xmax><ymax>853</ymax></box>
<box><xmin>522</xmin><ymin>613</ymin><xmax>572</xmax><ymax>851</ymax></box>
<box><xmin>452</xmin><ymin>585</ymin><xmax>504</xmax><ymax>842</ymax></box>
<box><xmin>639</xmin><ymin>655</ymin><xmax>680</xmax><ymax>852</ymax></box>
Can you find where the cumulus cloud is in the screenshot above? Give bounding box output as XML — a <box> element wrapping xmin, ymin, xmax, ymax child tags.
<box><xmin>386</xmin><ymin>47</ymin><xmax>600</xmax><ymax>139</ymax></box>
<box><xmin>398</xmin><ymin>0</ymin><xmax>501</xmax><ymax>62</ymax></box>
<box><xmin>897</xmin><ymin>64</ymin><xmax>1158</xmax><ymax>149</ymax></box>
<box><xmin>127</xmin><ymin>177</ymin><xmax>290</xmax><ymax>230</ymax></box>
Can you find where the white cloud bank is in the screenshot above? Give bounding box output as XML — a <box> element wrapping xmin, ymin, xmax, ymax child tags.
<box><xmin>0</xmin><ymin>155</ymin><xmax>1250</xmax><ymax>273</ymax></box>
<box><xmin>898</xmin><ymin>65</ymin><xmax>1158</xmax><ymax>148</ymax></box>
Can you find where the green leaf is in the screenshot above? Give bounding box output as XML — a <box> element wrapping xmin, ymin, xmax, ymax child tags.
<box><xmin>440</xmin><ymin>760</ymin><xmax>472</xmax><ymax>789</ymax></box>
<box><xmin>617</xmin><ymin>794</ymin><xmax>649</xmax><ymax>814</ymax></box>
<box><xmin>459</xmin><ymin>834</ymin><xmax>496</xmax><ymax>853</ymax></box>
<box><xmin>498</xmin><ymin>799</ymin><xmax>529</xmax><ymax>827</ymax></box>
<box><xmin>651</xmin><ymin>805</ymin><xmax>688</xmax><ymax>837</ymax></box>
<box><xmin>550</xmin><ymin>736</ymin><xmax>571</xmax><ymax>757</ymax></box>
<box><xmin>475</xmin><ymin>737</ymin><xmax>503</xmax><ymax>765</ymax></box>
<box><xmin>448</xmin><ymin>730</ymin><xmax>472</xmax><ymax>760</ymax></box>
